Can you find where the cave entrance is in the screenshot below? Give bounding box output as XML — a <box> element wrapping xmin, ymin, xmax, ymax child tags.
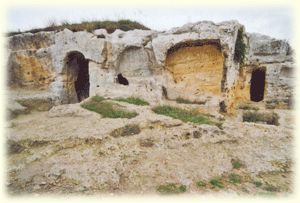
<box><xmin>64</xmin><ymin>51</ymin><xmax>89</xmax><ymax>103</ymax></box>
<box><xmin>116</xmin><ymin>73</ymin><xmax>129</xmax><ymax>86</ymax></box>
<box><xmin>250</xmin><ymin>68</ymin><xmax>265</xmax><ymax>102</ymax></box>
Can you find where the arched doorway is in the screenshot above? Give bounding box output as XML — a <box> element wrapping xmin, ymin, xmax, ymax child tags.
<box><xmin>63</xmin><ymin>51</ymin><xmax>89</xmax><ymax>103</ymax></box>
<box><xmin>250</xmin><ymin>68</ymin><xmax>266</xmax><ymax>102</ymax></box>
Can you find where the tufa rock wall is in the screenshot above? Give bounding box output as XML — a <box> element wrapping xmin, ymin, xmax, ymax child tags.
<box><xmin>6</xmin><ymin>21</ymin><xmax>294</xmax><ymax>112</ymax></box>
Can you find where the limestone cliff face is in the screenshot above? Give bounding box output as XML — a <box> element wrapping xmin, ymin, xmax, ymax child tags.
<box><xmin>165</xmin><ymin>44</ymin><xmax>224</xmax><ymax>100</ymax></box>
<box><xmin>6</xmin><ymin>21</ymin><xmax>294</xmax><ymax>112</ymax></box>
<box><xmin>235</xmin><ymin>33</ymin><xmax>294</xmax><ymax>109</ymax></box>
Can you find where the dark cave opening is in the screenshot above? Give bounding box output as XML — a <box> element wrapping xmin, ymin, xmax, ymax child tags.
<box><xmin>65</xmin><ymin>51</ymin><xmax>90</xmax><ymax>103</ymax></box>
<box><xmin>74</xmin><ymin>57</ymin><xmax>89</xmax><ymax>102</ymax></box>
<box><xmin>117</xmin><ymin>73</ymin><xmax>129</xmax><ymax>85</ymax></box>
<box><xmin>250</xmin><ymin>68</ymin><xmax>266</xmax><ymax>102</ymax></box>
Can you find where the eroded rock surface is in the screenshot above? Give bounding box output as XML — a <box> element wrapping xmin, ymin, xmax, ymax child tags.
<box><xmin>7</xmin><ymin>20</ymin><xmax>294</xmax><ymax>113</ymax></box>
<box><xmin>6</xmin><ymin>101</ymin><xmax>293</xmax><ymax>195</ymax></box>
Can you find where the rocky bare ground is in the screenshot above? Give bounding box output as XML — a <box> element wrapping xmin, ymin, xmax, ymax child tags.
<box><xmin>6</xmin><ymin>99</ymin><xmax>294</xmax><ymax>196</ymax></box>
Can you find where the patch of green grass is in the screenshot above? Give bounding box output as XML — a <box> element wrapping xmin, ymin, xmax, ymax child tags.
<box><xmin>91</xmin><ymin>95</ymin><xmax>106</xmax><ymax>102</ymax></box>
<box><xmin>7</xmin><ymin>19</ymin><xmax>150</xmax><ymax>36</ymax></box>
<box><xmin>228</xmin><ymin>173</ymin><xmax>242</xmax><ymax>184</ymax></box>
<box><xmin>152</xmin><ymin>105</ymin><xmax>216</xmax><ymax>125</ymax></box>
<box><xmin>114</xmin><ymin>97</ymin><xmax>149</xmax><ymax>106</ymax></box>
<box><xmin>243</xmin><ymin>111</ymin><xmax>279</xmax><ymax>126</ymax></box>
<box><xmin>81</xmin><ymin>99</ymin><xmax>137</xmax><ymax>119</ymax></box>
<box><xmin>196</xmin><ymin>181</ymin><xmax>206</xmax><ymax>188</ymax></box>
<box><xmin>209</xmin><ymin>177</ymin><xmax>224</xmax><ymax>189</ymax></box>
<box><xmin>157</xmin><ymin>183</ymin><xmax>187</xmax><ymax>194</ymax></box>
<box><xmin>232</xmin><ymin>159</ymin><xmax>243</xmax><ymax>169</ymax></box>
<box><xmin>253</xmin><ymin>181</ymin><xmax>263</xmax><ymax>187</ymax></box>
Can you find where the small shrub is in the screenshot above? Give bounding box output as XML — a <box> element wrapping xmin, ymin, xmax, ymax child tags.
<box><xmin>234</xmin><ymin>28</ymin><xmax>246</xmax><ymax>64</ymax></box>
<box><xmin>254</xmin><ymin>181</ymin><xmax>263</xmax><ymax>187</ymax></box>
<box><xmin>152</xmin><ymin>105</ymin><xmax>216</xmax><ymax>125</ymax></box>
<box><xmin>196</xmin><ymin>181</ymin><xmax>206</xmax><ymax>188</ymax></box>
<box><xmin>114</xmin><ymin>97</ymin><xmax>149</xmax><ymax>106</ymax></box>
<box><xmin>242</xmin><ymin>111</ymin><xmax>279</xmax><ymax>126</ymax></box>
<box><xmin>81</xmin><ymin>99</ymin><xmax>137</xmax><ymax>118</ymax></box>
<box><xmin>232</xmin><ymin>159</ymin><xmax>243</xmax><ymax>169</ymax></box>
<box><xmin>210</xmin><ymin>177</ymin><xmax>224</xmax><ymax>189</ymax></box>
<box><xmin>157</xmin><ymin>183</ymin><xmax>187</xmax><ymax>194</ymax></box>
<box><xmin>228</xmin><ymin>173</ymin><xmax>242</xmax><ymax>184</ymax></box>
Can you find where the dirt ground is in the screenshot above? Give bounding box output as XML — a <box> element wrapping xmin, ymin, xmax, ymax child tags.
<box><xmin>5</xmin><ymin>99</ymin><xmax>294</xmax><ymax>196</ymax></box>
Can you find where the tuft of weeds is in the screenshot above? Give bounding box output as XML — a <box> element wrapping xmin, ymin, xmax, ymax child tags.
<box><xmin>81</xmin><ymin>97</ymin><xmax>137</xmax><ymax>118</ymax></box>
<box><xmin>243</xmin><ymin>111</ymin><xmax>279</xmax><ymax>126</ymax></box>
<box><xmin>209</xmin><ymin>177</ymin><xmax>224</xmax><ymax>189</ymax></box>
<box><xmin>196</xmin><ymin>181</ymin><xmax>206</xmax><ymax>188</ymax></box>
<box><xmin>232</xmin><ymin>159</ymin><xmax>243</xmax><ymax>169</ymax></box>
<box><xmin>114</xmin><ymin>96</ymin><xmax>149</xmax><ymax>106</ymax></box>
<box><xmin>234</xmin><ymin>28</ymin><xmax>246</xmax><ymax>64</ymax></box>
<box><xmin>253</xmin><ymin>181</ymin><xmax>263</xmax><ymax>187</ymax></box>
<box><xmin>228</xmin><ymin>173</ymin><xmax>242</xmax><ymax>184</ymax></box>
<box><xmin>157</xmin><ymin>183</ymin><xmax>187</xmax><ymax>194</ymax></box>
<box><xmin>7</xmin><ymin>19</ymin><xmax>150</xmax><ymax>36</ymax></box>
<box><xmin>152</xmin><ymin>105</ymin><xmax>217</xmax><ymax>125</ymax></box>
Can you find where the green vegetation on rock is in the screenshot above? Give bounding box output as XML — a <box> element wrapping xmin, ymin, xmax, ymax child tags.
<box><xmin>91</xmin><ymin>95</ymin><xmax>105</xmax><ymax>102</ymax></box>
<box><xmin>152</xmin><ymin>105</ymin><xmax>217</xmax><ymax>125</ymax></box>
<box><xmin>243</xmin><ymin>111</ymin><xmax>279</xmax><ymax>126</ymax></box>
<box><xmin>253</xmin><ymin>181</ymin><xmax>263</xmax><ymax>187</ymax></box>
<box><xmin>209</xmin><ymin>177</ymin><xmax>224</xmax><ymax>189</ymax></box>
<box><xmin>81</xmin><ymin>96</ymin><xmax>137</xmax><ymax>118</ymax></box>
<box><xmin>157</xmin><ymin>183</ymin><xmax>187</xmax><ymax>194</ymax></box>
<box><xmin>228</xmin><ymin>173</ymin><xmax>242</xmax><ymax>184</ymax></box>
<box><xmin>114</xmin><ymin>96</ymin><xmax>149</xmax><ymax>106</ymax></box>
<box><xmin>196</xmin><ymin>181</ymin><xmax>206</xmax><ymax>188</ymax></box>
<box><xmin>232</xmin><ymin>159</ymin><xmax>243</xmax><ymax>169</ymax></box>
<box><xmin>234</xmin><ymin>28</ymin><xmax>247</xmax><ymax>64</ymax></box>
<box><xmin>8</xmin><ymin>19</ymin><xmax>150</xmax><ymax>36</ymax></box>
